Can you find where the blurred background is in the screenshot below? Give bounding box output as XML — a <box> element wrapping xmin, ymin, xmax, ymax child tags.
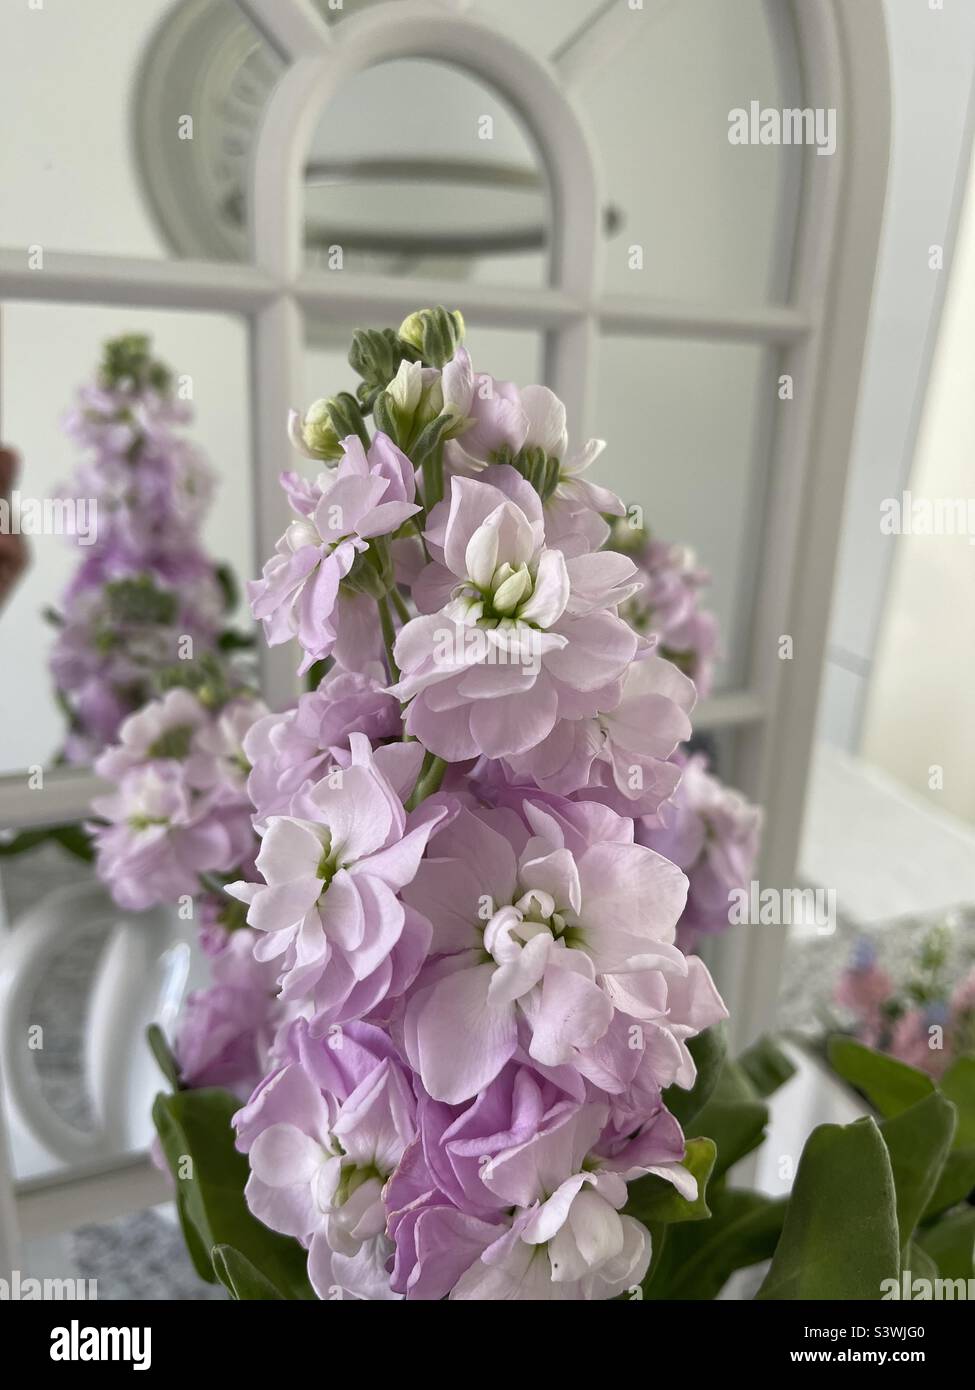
<box><xmin>0</xmin><ymin>0</ymin><xmax>973</xmax><ymax>1296</ymax></box>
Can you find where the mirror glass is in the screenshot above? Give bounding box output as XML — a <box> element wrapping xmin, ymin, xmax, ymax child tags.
<box><xmin>0</xmin><ymin>302</ymin><xmax>255</xmax><ymax>777</ymax></box>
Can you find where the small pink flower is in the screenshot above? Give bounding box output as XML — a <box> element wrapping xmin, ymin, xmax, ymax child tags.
<box><xmin>227</xmin><ymin>735</ymin><xmax>445</xmax><ymax>1027</ymax></box>
<box><xmin>391</xmin><ymin>469</ymin><xmax>642</xmax><ymax>762</ymax></box>
<box><xmin>639</xmin><ymin>752</ymin><xmax>762</xmax><ymax>952</ymax></box>
<box><xmin>401</xmin><ymin>796</ymin><xmax>725</xmax><ymax>1104</ymax></box>
<box><xmin>249</xmin><ymin>433</ymin><xmax>420</xmax><ymax>673</ymax></box>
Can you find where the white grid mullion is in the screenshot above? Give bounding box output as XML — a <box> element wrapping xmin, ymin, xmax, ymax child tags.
<box><xmin>0</xmin><ymin>771</ymin><xmax>108</xmax><ymax>831</ymax></box>
<box><xmin>717</xmin><ymin>0</ymin><xmax>890</xmax><ymax>1047</ymax></box>
<box><xmin>597</xmin><ymin>297</ymin><xmax>812</xmax><ymax>345</ymax></box>
<box><xmin>249</xmin><ymin>296</ymin><xmax>306</xmax><ymax>710</ymax></box>
<box><xmin>708</xmin><ymin>0</ymin><xmax>847</xmax><ymax>1043</ymax></box>
<box><xmin>295</xmin><ymin>275</ymin><xmax>587</xmax><ymax>330</ymax></box>
<box><xmin>0</xmin><ymin>253</ymin><xmax>813</xmax><ymax>348</ymax></box>
<box><xmin>0</xmin><ymin>249</ymin><xmax>277</xmax><ymax>313</ymax></box>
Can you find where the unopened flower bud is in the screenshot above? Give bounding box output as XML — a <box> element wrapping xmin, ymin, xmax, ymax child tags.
<box><xmin>398</xmin><ymin>307</ymin><xmax>465</xmax><ymax>368</ymax></box>
<box><xmin>492</xmin><ymin>563</ymin><xmax>532</xmax><ymax>615</ymax></box>
<box><xmin>288</xmin><ymin>399</ymin><xmax>342</xmax><ymax>461</ymax></box>
<box><xmin>380</xmin><ymin>360</ymin><xmax>445</xmax><ymax>450</ymax></box>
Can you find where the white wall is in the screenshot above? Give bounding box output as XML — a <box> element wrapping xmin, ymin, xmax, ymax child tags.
<box><xmin>860</xmin><ymin>138</ymin><xmax>975</xmax><ymax>824</ymax></box>
<box><xmin>816</xmin><ymin>0</ymin><xmax>975</xmax><ymax>750</ymax></box>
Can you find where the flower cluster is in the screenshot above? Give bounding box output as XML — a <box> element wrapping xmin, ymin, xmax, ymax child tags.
<box><xmin>98</xmin><ymin>309</ymin><xmax>763</xmax><ymax>1300</ymax></box>
<box><xmin>609</xmin><ymin>520</ymin><xmax>719</xmax><ymax>698</ymax></box>
<box><xmin>833</xmin><ymin>924</ymin><xmax>975</xmax><ymax>1078</ymax></box>
<box><xmin>50</xmin><ymin>334</ymin><xmax>241</xmax><ymax>762</ymax></box>
<box><xmin>639</xmin><ymin>751</ymin><xmax>762</xmax><ymax>954</ymax></box>
<box><xmin>91</xmin><ymin>684</ymin><xmax>264</xmax><ymax>912</ymax></box>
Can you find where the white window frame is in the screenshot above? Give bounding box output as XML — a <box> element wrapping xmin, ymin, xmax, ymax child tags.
<box><xmin>0</xmin><ymin>0</ymin><xmax>889</xmax><ymax>1265</ymax></box>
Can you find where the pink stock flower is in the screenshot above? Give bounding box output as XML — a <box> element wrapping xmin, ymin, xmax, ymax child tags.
<box><xmin>227</xmin><ymin>735</ymin><xmax>445</xmax><ymax>1027</ymax></box>
<box><xmin>133</xmin><ymin>317</ymin><xmax>747</xmax><ymax>1302</ymax></box>
<box><xmin>244</xmin><ymin>665</ymin><xmax>401</xmax><ymax>826</ymax></box>
<box><xmin>638</xmin><ymin>751</ymin><xmax>762</xmax><ymax>953</ymax></box>
<box><xmin>249</xmin><ymin>433</ymin><xmax>420</xmax><ymax>674</ymax></box>
<box><xmin>402</xmin><ymin>795</ymin><xmax>726</xmax><ymax>1104</ymax></box>
<box><xmin>503</xmin><ymin>648</ymin><xmax>696</xmax><ymax>815</ymax></box>
<box><xmin>391</xmin><ymin>469</ymin><xmax>643</xmax><ymax>762</ymax></box>
<box><xmin>386</xmin><ymin>1088</ymin><xmax>696</xmax><ymax>1301</ymax></box>
<box><xmin>448</xmin><ymin>381</ymin><xmax>625</xmax><ymax>552</ymax></box>
<box><xmin>91</xmin><ymin>761</ymin><xmax>246</xmax><ymax>910</ymax></box>
<box><xmin>620</xmin><ymin>535</ymin><xmax>719</xmax><ymax>698</ymax></box>
<box><xmin>234</xmin><ymin>1019</ymin><xmax>415</xmax><ymax>1301</ymax></box>
<box><xmin>91</xmin><ymin>690</ymin><xmax>261</xmax><ymax>910</ymax></box>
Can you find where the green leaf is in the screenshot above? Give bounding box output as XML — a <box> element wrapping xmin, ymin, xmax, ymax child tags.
<box><xmin>212</xmin><ymin>1245</ymin><xmax>285</xmax><ymax>1301</ymax></box>
<box><xmin>146</xmin><ymin>1024</ymin><xmax>183</xmax><ymax>1092</ymax></box>
<box><xmin>216</xmin><ymin>629</ymin><xmax>256</xmax><ymax>652</ymax></box>
<box><xmin>738</xmin><ymin>1035</ymin><xmax>797</xmax><ymax>1098</ymax></box>
<box><xmin>827</xmin><ymin>1036</ymin><xmax>934</xmax><ymax>1116</ymax></box>
<box><xmin>214</xmin><ymin>562</ymin><xmax>239</xmax><ymax>614</ymax></box>
<box><xmin>624</xmin><ymin>1138</ymin><xmax>716</xmax><ymax>1225</ymax></box>
<box><xmin>691</xmin><ymin>1101</ymin><xmax>768</xmax><ymax>1181</ymax></box>
<box><xmin>663</xmin><ymin>1024</ymin><xmax>727</xmax><ymax>1127</ymax></box>
<box><xmin>49</xmin><ymin>823</ymin><xmax>95</xmax><ymax>862</ymax></box>
<box><xmin>916</xmin><ymin>1207</ymin><xmax>975</xmax><ymax>1281</ymax></box>
<box><xmin>0</xmin><ymin>823</ymin><xmax>93</xmax><ymax>862</ymax></box>
<box><xmin>412</xmin><ymin>412</ymin><xmax>455</xmax><ymax>468</ymax></box>
<box><xmin>710</xmin><ymin>1055</ymin><xmax>763</xmax><ymax>1105</ymax></box>
<box><xmin>879</xmin><ymin>1091</ymin><xmax>956</xmax><ymax>1255</ymax></box>
<box><xmin>0</xmin><ymin>827</ymin><xmax>56</xmax><ymax>857</ymax></box>
<box><xmin>940</xmin><ymin>1057</ymin><xmax>975</xmax><ymax>1149</ymax></box>
<box><xmin>153</xmin><ymin>1088</ymin><xmax>314</xmax><ymax>1300</ymax></box>
<box><xmin>175</xmin><ymin>1185</ymin><xmax>217</xmax><ymax>1284</ymax></box>
<box><xmin>756</xmin><ymin>1116</ymin><xmax>899</xmax><ymax>1300</ymax></box>
<box><xmin>305</xmin><ymin>657</ymin><xmax>331</xmax><ymax>691</ymax></box>
<box><xmin>921</xmin><ymin>1146</ymin><xmax>975</xmax><ymax>1221</ymax></box>
<box><xmin>904</xmin><ymin>1241</ymin><xmax>939</xmax><ymax>1286</ymax></box>
<box><xmin>644</xmin><ymin>1189</ymin><xmax>787</xmax><ymax>1300</ymax></box>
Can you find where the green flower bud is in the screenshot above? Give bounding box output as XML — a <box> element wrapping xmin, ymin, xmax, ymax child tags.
<box><xmin>492</xmin><ymin>563</ymin><xmax>532</xmax><ymax>615</ymax></box>
<box><xmin>379</xmin><ymin>360</ymin><xmax>447</xmax><ymax>450</ymax></box>
<box><xmin>348</xmin><ymin>327</ymin><xmax>417</xmax><ymax>410</ymax></box>
<box><xmin>99</xmin><ymin>333</ymin><xmax>172</xmax><ymax>396</ymax></box>
<box><xmin>289</xmin><ymin>399</ymin><xmax>342</xmax><ymax>461</ymax></box>
<box><xmin>104</xmin><ymin>575</ymin><xmax>179</xmax><ymax>626</ymax></box>
<box><xmin>325</xmin><ymin>392</ymin><xmax>371</xmax><ymax>449</ymax></box>
<box><xmin>397</xmin><ymin>307</ymin><xmax>465</xmax><ymax>368</ymax></box>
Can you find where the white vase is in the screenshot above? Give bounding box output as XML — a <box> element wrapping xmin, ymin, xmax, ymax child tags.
<box><xmin>0</xmin><ymin>880</ymin><xmax>202</xmax><ymax>1173</ymax></box>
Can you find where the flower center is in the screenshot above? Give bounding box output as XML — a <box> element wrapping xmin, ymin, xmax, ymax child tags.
<box><xmin>316</xmin><ymin>828</ymin><xmax>338</xmax><ymax>890</ymax></box>
<box><xmin>334</xmin><ymin>1159</ymin><xmax>384</xmax><ymax>1209</ymax></box>
<box><xmin>482</xmin><ymin>887</ymin><xmax>584</xmax><ymax>965</ymax></box>
<box><xmin>147</xmin><ymin>723</ymin><xmax>195</xmax><ymax>759</ymax></box>
<box><xmin>454</xmin><ymin>560</ymin><xmax>539</xmax><ymax>629</ymax></box>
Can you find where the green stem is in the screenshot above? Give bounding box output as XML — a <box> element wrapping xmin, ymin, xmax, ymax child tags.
<box><xmin>410</xmin><ymin>514</ymin><xmax>430</xmax><ymax>564</ymax></box>
<box><xmin>406</xmin><ymin>752</ymin><xmax>448</xmax><ymax>811</ymax></box>
<box><xmin>199</xmin><ymin>871</ymin><xmax>230</xmax><ymax>898</ymax></box>
<box><xmin>376</xmin><ymin>593</ymin><xmax>400</xmax><ymax>684</ymax></box>
<box><xmin>424</xmin><ymin>444</ymin><xmax>445</xmax><ymax>510</ymax></box>
<box><xmin>390</xmin><ymin>587</ymin><xmax>411</xmax><ymax>624</ymax></box>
